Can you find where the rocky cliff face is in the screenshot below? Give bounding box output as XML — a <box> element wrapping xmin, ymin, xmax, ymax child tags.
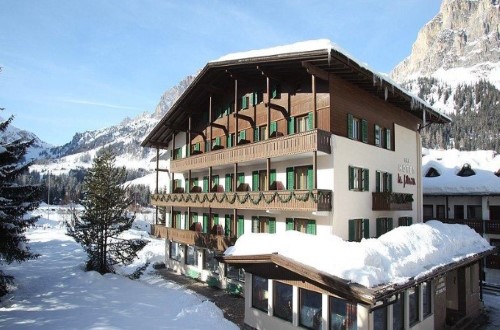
<box><xmin>392</xmin><ymin>0</ymin><xmax>500</xmax><ymax>85</ymax></box>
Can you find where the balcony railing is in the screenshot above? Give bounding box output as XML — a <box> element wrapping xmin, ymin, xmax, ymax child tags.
<box><xmin>427</xmin><ymin>219</ymin><xmax>500</xmax><ymax>235</ymax></box>
<box><xmin>150</xmin><ymin>225</ymin><xmax>236</xmax><ymax>251</ymax></box>
<box><xmin>151</xmin><ymin>189</ymin><xmax>332</xmax><ymax>212</ymax></box>
<box><xmin>372</xmin><ymin>192</ymin><xmax>413</xmax><ymax>211</ymax></box>
<box><xmin>171</xmin><ymin>129</ymin><xmax>331</xmax><ymax>172</ymax></box>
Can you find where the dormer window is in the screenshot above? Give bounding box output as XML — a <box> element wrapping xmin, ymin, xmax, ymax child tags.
<box><xmin>457</xmin><ymin>163</ymin><xmax>475</xmax><ymax>177</ymax></box>
<box><xmin>425</xmin><ymin>167</ymin><xmax>441</xmax><ymax>178</ymax></box>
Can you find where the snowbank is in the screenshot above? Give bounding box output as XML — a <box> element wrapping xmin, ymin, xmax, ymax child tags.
<box><xmin>224</xmin><ymin>221</ymin><xmax>492</xmax><ymax>288</ymax></box>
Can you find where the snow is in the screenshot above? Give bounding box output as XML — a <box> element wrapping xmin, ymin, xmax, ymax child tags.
<box><xmin>0</xmin><ymin>208</ymin><xmax>237</xmax><ymax>330</ymax></box>
<box><xmin>432</xmin><ymin>62</ymin><xmax>500</xmax><ymax>91</ymax></box>
<box><xmin>422</xmin><ymin>149</ymin><xmax>500</xmax><ymax>195</ymax></box>
<box><xmin>224</xmin><ymin>221</ymin><xmax>493</xmax><ymax>288</ymax></box>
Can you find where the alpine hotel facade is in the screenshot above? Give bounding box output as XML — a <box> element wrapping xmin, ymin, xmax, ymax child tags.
<box><xmin>142</xmin><ymin>41</ymin><xmax>492</xmax><ymax>329</ymax></box>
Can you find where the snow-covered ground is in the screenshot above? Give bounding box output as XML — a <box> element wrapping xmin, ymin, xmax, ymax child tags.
<box><xmin>0</xmin><ymin>208</ymin><xmax>237</xmax><ymax>329</ymax></box>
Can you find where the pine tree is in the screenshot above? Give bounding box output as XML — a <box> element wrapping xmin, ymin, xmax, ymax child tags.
<box><xmin>0</xmin><ymin>114</ymin><xmax>41</xmax><ymax>297</ymax></box>
<box><xmin>67</xmin><ymin>148</ymin><xmax>147</xmax><ymax>274</ymax></box>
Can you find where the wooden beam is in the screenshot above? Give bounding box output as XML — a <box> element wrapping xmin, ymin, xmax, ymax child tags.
<box><xmin>200</xmin><ymin>83</ymin><xmax>225</xmax><ymax>95</ymax></box>
<box><xmin>302</xmin><ymin>61</ymin><xmax>329</xmax><ymax>81</ymax></box>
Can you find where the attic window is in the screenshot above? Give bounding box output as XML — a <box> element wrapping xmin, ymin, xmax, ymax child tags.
<box><xmin>457</xmin><ymin>163</ymin><xmax>475</xmax><ymax>177</ymax></box>
<box><xmin>425</xmin><ymin>167</ymin><xmax>440</xmax><ymax>178</ymax></box>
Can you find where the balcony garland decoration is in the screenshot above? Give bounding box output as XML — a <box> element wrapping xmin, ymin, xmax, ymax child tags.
<box><xmin>151</xmin><ymin>190</ymin><xmax>330</xmax><ymax>205</ymax></box>
<box><xmin>379</xmin><ymin>192</ymin><xmax>414</xmax><ymax>204</ymax></box>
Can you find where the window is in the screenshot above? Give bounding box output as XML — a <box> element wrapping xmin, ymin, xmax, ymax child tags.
<box><xmin>185</xmin><ymin>245</ymin><xmax>198</xmax><ymax>266</ymax></box>
<box><xmin>286</xmin><ymin>218</ymin><xmax>316</xmax><ymax>235</ymax></box>
<box><xmin>241</xmin><ymin>95</ymin><xmax>249</xmax><ymax>110</ymax></box>
<box><xmin>211</xmin><ymin>175</ymin><xmax>219</xmax><ymax>191</ymax></box>
<box><xmin>329</xmin><ymin>296</ymin><xmax>357</xmax><ymax>330</ymax></box>
<box><xmin>203</xmin><ymin>176</ymin><xmax>209</xmax><ymax>193</ymax></box>
<box><xmin>349</xmin><ymin>166</ymin><xmax>369</xmax><ymax>191</ymax></box>
<box><xmin>251</xmin><ymin>216</ymin><xmax>276</xmax><ymax>233</ymax></box>
<box><xmin>258</xmin><ymin>124</ymin><xmax>267</xmax><ymax>141</ymax></box>
<box><xmin>250</xmin><ymin>91</ymin><xmax>262</xmax><ymax>106</ymax></box>
<box><xmin>425</xmin><ymin>167</ymin><xmax>440</xmax><ymax>177</ymax></box>
<box><xmin>376</xmin><ymin>218</ymin><xmax>393</xmax><ymax>237</ymax></box>
<box><xmin>384</xmin><ymin>128</ymin><xmax>392</xmax><ymax>150</ymax></box>
<box><xmin>392</xmin><ymin>293</ymin><xmax>404</xmax><ymax>330</ymax></box>
<box><xmin>409</xmin><ymin>286</ymin><xmax>419</xmax><ymax>326</ymax></box>
<box><xmin>422</xmin><ymin>281</ymin><xmax>432</xmax><ymax>318</ymax></box>
<box><xmin>374</xmin><ymin>125</ymin><xmax>382</xmax><ymax>147</ymax></box>
<box><xmin>398</xmin><ymin>217</ymin><xmax>413</xmax><ymax>226</ymax></box>
<box><xmin>212</xmin><ymin>136</ymin><xmax>221</xmax><ymax>149</ymax></box>
<box><xmin>225</xmin><ymin>173</ymin><xmax>234</xmax><ymax>192</ymax></box>
<box><xmin>423</xmin><ymin>205</ymin><xmax>434</xmax><ymax>220</ymax></box>
<box><xmin>238</xmin><ymin>129</ymin><xmax>246</xmax><ymax>144</ymax></box>
<box><xmin>295</xmin><ymin>113</ymin><xmax>313</xmax><ymax>133</ymax></box>
<box><xmin>237</xmin><ymin>215</ymin><xmax>244</xmax><ymax>238</ymax></box>
<box><xmin>252</xmin><ymin>275</ymin><xmax>268</xmax><ymax>312</ymax></box>
<box><xmin>271</xmin><ymin>83</ymin><xmax>280</xmax><ymax>99</ymax></box>
<box><xmin>457</xmin><ymin>163</ymin><xmax>475</xmax><ymax>177</ymax></box>
<box><xmin>172</xmin><ymin>211</ymin><xmax>181</xmax><ymax>229</ymax></box>
<box><xmin>203</xmin><ymin>249</ymin><xmax>219</xmax><ymax>273</ymax></box>
<box><xmin>375</xmin><ymin>171</ymin><xmax>392</xmax><ymax>192</ymax></box>
<box><xmin>274</xmin><ymin>281</ymin><xmax>293</xmax><ymax>322</ymax></box>
<box><xmin>348</xmin><ymin>219</ymin><xmax>369</xmax><ymax>242</ymax></box>
<box><xmin>191</xmin><ymin>142</ymin><xmax>201</xmax><ymax>154</ymax></box>
<box><xmin>224</xmin><ymin>214</ymin><xmax>234</xmax><ymax>237</ymax></box>
<box><xmin>286</xmin><ymin>165</ymin><xmax>313</xmax><ymax>190</ymax></box>
<box><xmin>467</xmin><ymin>205</ymin><xmax>482</xmax><ymax>219</ymax></box>
<box><xmin>454</xmin><ymin>205</ymin><xmax>465</xmax><ymax>219</ymax></box>
<box><xmin>226</xmin><ymin>265</ymin><xmax>245</xmax><ymax>282</ymax></box>
<box><xmin>226</xmin><ymin>133</ymin><xmax>235</xmax><ymax>148</ymax></box>
<box><xmin>173</xmin><ymin>147</ymin><xmax>182</xmax><ymax>160</ymax></box>
<box><xmin>348</xmin><ymin>114</ymin><xmax>367</xmax><ymax>143</ymax></box>
<box><xmin>169</xmin><ymin>242</ymin><xmax>182</xmax><ymax>261</ymax></box>
<box><xmin>373</xmin><ymin>305</ymin><xmax>388</xmax><ymax>330</ymax></box>
<box><xmin>436</xmin><ymin>205</ymin><xmax>446</xmax><ymax>218</ymax></box>
<box><xmin>299</xmin><ymin>288</ymin><xmax>322</xmax><ymax>329</ymax></box>
<box><xmin>189</xmin><ymin>212</ymin><xmax>198</xmax><ymax>229</ymax></box>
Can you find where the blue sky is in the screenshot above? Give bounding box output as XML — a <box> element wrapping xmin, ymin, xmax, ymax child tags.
<box><xmin>0</xmin><ymin>0</ymin><xmax>441</xmax><ymax>146</ymax></box>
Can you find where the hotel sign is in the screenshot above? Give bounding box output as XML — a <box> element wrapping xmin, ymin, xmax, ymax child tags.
<box><xmin>398</xmin><ymin>158</ymin><xmax>416</xmax><ymax>188</ymax></box>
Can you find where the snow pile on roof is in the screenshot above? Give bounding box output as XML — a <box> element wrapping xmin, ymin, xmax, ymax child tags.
<box><xmin>224</xmin><ymin>221</ymin><xmax>492</xmax><ymax>288</ymax></box>
<box><xmin>422</xmin><ymin>148</ymin><xmax>500</xmax><ymax>195</ymax></box>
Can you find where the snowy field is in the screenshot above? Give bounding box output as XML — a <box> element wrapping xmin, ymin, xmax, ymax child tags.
<box><xmin>0</xmin><ymin>207</ymin><xmax>237</xmax><ymax>329</ymax></box>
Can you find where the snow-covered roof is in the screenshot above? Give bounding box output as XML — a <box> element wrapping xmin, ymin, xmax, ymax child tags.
<box><xmin>423</xmin><ymin>148</ymin><xmax>500</xmax><ymax>195</ymax></box>
<box><xmin>224</xmin><ymin>221</ymin><xmax>493</xmax><ymax>290</ymax></box>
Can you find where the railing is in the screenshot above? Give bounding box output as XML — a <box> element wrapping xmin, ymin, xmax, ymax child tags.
<box><xmin>171</xmin><ymin>129</ymin><xmax>332</xmax><ymax>172</ymax></box>
<box><xmin>150</xmin><ymin>189</ymin><xmax>332</xmax><ymax>212</ymax></box>
<box><xmin>150</xmin><ymin>225</ymin><xmax>236</xmax><ymax>251</ymax></box>
<box><xmin>372</xmin><ymin>192</ymin><xmax>413</xmax><ymax>211</ymax></box>
<box><xmin>426</xmin><ymin>219</ymin><xmax>500</xmax><ymax>235</ymax></box>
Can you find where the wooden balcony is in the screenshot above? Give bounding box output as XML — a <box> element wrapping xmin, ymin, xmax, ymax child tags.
<box><xmin>151</xmin><ymin>189</ymin><xmax>332</xmax><ymax>212</ymax></box>
<box><xmin>171</xmin><ymin>129</ymin><xmax>331</xmax><ymax>172</ymax></box>
<box><xmin>428</xmin><ymin>219</ymin><xmax>500</xmax><ymax>235</ymax></box>
<box><xmin>372</xmin><ymin>192</ymin><xmax>413</xmax><ymax>211</ymax></box>
<box><xmin>150</xmin><ymin>225</ymin><xmax>236</xmax><ymax>251</ymax></box>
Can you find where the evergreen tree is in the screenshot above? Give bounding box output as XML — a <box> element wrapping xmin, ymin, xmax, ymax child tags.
<box><xmin>0</xmin><ymin>114</ymin><xmax>41</xmax><ymax>297</ymax></box>
<box><xmin>67</xmin><ymin>148</ymin><xmax>147</xmax><ymax>274</ymax></box>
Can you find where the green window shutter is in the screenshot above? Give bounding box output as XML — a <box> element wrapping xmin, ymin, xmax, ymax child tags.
<box><xmin>254</xmin><ymin>126</ymin><xmax>260</xmax><ymax>142</ymax></box>
<box><xmin>363</xmin><ymin>219</ymin><xmax>370</xmax><ymax>239</ymax></box>
<box><xmin>307</xmin><ymin>112</ymin><xmax>314</xmax><ymax>130</ymax></box>
<box><xmin>193</xmin><ymin>178</ymin><xmax>199</xmax><ymax>187</ymax></box>
<box><xmin>242</xmin><ymin>96</ymin><xmax>248</xmax><ymax>110</ymax></box>
<box><xmin>361</xmin><ymin>119</ymin><xmax>368</xmax><ymax>143</ymax></box>
<box><xmin>252</xmin><ymin>171</ymin><xmax>259</xmax><ymax>191</ymax></box>
<box><xmin>347</xmin><ymin>114</ymin><xmax>354</xmax><ymax>139</ymax></box>
<box><xmin>176</xmin><ymin>213</ymin><xmax>181</xmax><ymax>229</ymax></box>
<box><xmin>376</xmin><ymin>218</ymin><xmax>383</xmax><ymax>238</ymax></box>
<box><xmin>249</xmin><ymin>93</ymin><xmax>254</xmax><ymax>106</ymax></box>
<box><xmin>203</xmin><ymin>176</ymin><xmax>209</xmax><ymax>192</ymax></box>
<box><xmin>202</xmin><ymin>213</ymin><xmax>209</xmax><ymax>233</ymax></box>
<box><xmin>270</xmin><ymin>121</ymin><xmax>277</xmax><ymax>135</ymax></box>
<box><xmin>288</xmin><ymin>117</ymin><xmax>295</xmax><ymax>134</ymax></box>
<box><xmin>213</xmin><ymin>214</ymin><xmax>219</xmax><ymax>226</ymax></box>
<box><xmin>408</xmin><ymin>217</ymin><xmax>413</xmax><ymax>225</ymax></box>
<box><xmin>286</xmin><ymin>218</ymin><xmax>294</xmax><ymax>231</ymax></box>
<box><xmin>307</xmin><ymin>220</ymin><xmax>316</xmax><ymax>235</ymax></box>
<box><xmin>270</xmin><ymin>169</ymin><xmax>276</xmax><ymax>186</ymax></box>
<box><xmin>239</xmin><ymin>130</ymin><xmax>246</xmax><ymax>142</ymax></box>
<box><xmin>271</xmin><ymin>84</ymin><xmax>279</xmax><ymax>99</ymax></box>
<box><xmin>348</xmin><ymin>220</ymin><xmax>355</xmax><ymax>241</ymax></box>
<box><xmin>268</xmin><ymin>218</ymin><xmax>276</xmax><ymax>234</ymax></box>
<box><xmin>213</xmin><ymin>175</ymin><xmax>219</xmax><ymax>186</ymax></box>
<box><xmin>388</xmin><ymin>173</ymin><xmax>393</xmax><ymax>192</ymax></box>
<box><xmin>286</xmin><ymin>167</ymin><xmax>294</xmax><ymax>190</ymax></box>
<box><xmin>237</xmin><ymin>172</ymin><xmax>245</xmax><ymax>186</ymax></box>
<box><xmin>194</xmin><ymin>142</ymin><xmax>200</xmax><ymax>151</ymax></box>
<box><xmin>388</xmin><ymin>218</ymin><xmax>393</xmax><ymax>231</ymax></box>
<box><xmin>225</xmin><ymin>215</ymin><xmax>231</xmax><ymax>236</ymax></box>
<box><xmin>375</xmin><ymin>171</ymin><xmax>381</xmax><ymax>192</ymax></box>
<box><xmin>215</xmin><ymin>136</ymin><xmax>221</xmax><ymax>146</ymax></box>
<box><xmin>348</xmin><ymin>166</ymin><xmax>355</xmax><ymax>190</ymax></box>
<box><xmin>226</xmin><ymin>135</ymin><xmax>232</xmax><ymax>148</ymax></box>
<box><xmin>363</xmin><ymin>169</ymin><xmax>370</xmax><ymax>191</ymax></box>
<box><xmin>251</xmin><ymin>216</ymin><xmax>259</xmax><ymax>233</ymax></box>
<box><xmin>237</xmin><ymin>215</ymin><xmax>245</xmax><ymax>237</ymax></box>
<box><xmin>307</xmin><ymin>166</ymin><xmax>313</xmax><ymax>190</ymax></box>
<box><xmin>225</xmin><ymin>173</ymin><xmax>232</xmax><ymax>192</ymax></box>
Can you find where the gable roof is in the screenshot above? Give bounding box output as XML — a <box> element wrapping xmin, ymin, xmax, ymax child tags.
<box><xmin>142</xmin><ymin>40</ymin><xmax>451</xmax><ymax>149</ymax></box>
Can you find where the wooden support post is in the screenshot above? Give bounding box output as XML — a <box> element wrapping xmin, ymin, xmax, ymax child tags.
<box><xmin>155</xmin><ymin>148</ymin><xmax>159</xmax><ymax>194</ymax></box>
<box><xmin>209</xmin><ymin>166</ymin><xmax>212</xmax><ymax>192</ymax></box>
<box><xmin>171</xmin><ymin>133</ymin><xmax>176</xmax><ymax>193</ymax></box>
<box><xmin>312</xmin><ymin>74</ymin><xmax>317</xmax><ymax>129</ymax></box>
<box><xmin>233</xmin><ymin>163</ymin><xmax>238</xmax><ymax>192</ymax></box>
<box><xmin>188</xmin><ymin>170</ymin><xmax>191</xmax><ymax>193</ymax></box>
<box><xmin>313</xmin><ymin>151</ymin><xmax>317</xmax><ymax>190</ymax></box>
<box><xmin>235</xmin><ymin>80</ymin><xmax>239</xmax><ymax>145</ymax></box>
<box><xmin>266</xmin><ymin>76</ymin><xmax>271</xmax><ymax>139</ymax></box>
<box><xmin>233</xmin><ymin>208</ymin><xmax>237</xmax><ymax>238</ymax></box>
<box><xmin>188</xmin><ymin>116</ymin><xmax>192</xmax><ymax>157</ymax></box>
<box><xmin>266</xmin><ymin>158</ymin><xmax>271</xmax><ymax>191</ymax></box>
<box><xmin>209</xmin><ymin>94</ymin><xmax>213</xmax><ymax>152</ymax></box>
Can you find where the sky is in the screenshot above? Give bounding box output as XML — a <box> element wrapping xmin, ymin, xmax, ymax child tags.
<box><xmin>0</xmin><ymin>0</ymin><xmax>442</xmax><ymax>146</ymax></box>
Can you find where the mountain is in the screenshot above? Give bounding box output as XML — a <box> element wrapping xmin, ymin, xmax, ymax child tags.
<box><xmin>391</xmin><ymin>0</ymin><xmax>500</xmax><ymax>152</ymax></box>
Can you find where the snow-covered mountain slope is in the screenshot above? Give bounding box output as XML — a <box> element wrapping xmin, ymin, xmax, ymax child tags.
<box><xmin>392</xmin><ymin>0</ymin><xmax>500</xmax><ymax>89</ymax></box>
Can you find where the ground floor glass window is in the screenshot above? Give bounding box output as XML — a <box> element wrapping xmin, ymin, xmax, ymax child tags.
<box><xmin>169</xmin><ymin>241</ymin><xmax>182</xmax><ymax>261</ymax></box>
<box><xmin>422</xmin><ymin>281</ymin><xmax>432</xmax><ymax>318</ymax></box>
<box><xmin>329</xmin><ymin>296</ymin><xmax>357</xmax><ymax>330</ymax></box>
<box><xmin>373</xmin><ymin>306</ymin><xmax>387</xmax><ymax>330</ymax></box>
<box><xmin>252</xmin><ymin>275</ymin><xmax>268</xmax><ymax>312</ymax></box>
<box><xmin>203</xmin><ymin>249</ymin><xmax>219</xmax><ymax>273</ymax></box>
<box><xmin>185</xmin><ymin>245</ymin><xmax>197</xmax><ymax>266</ymax></box>
<box><xmin>274</xmin><ymin>281</ymin><xmax>293</xmax><ymax>322</ymax></box>
<box><xmin>299</xmin><ymin>288</ymin><xmax>322</xmax><ymax>329</ymax></box>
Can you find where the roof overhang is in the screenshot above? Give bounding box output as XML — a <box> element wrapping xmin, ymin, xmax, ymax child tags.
<box><xmin>143</xmin><ymin>45</ymin><xmax>451</xmax><ymax>149</ymax></box>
